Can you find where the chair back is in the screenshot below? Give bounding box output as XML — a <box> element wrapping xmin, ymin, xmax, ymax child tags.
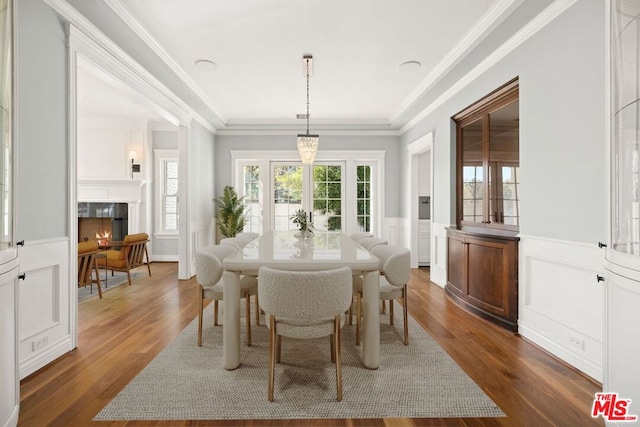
<box><xmin>258</xmin><ymin>267</ymin><xmax>353</xmax><ymax>321</ymax></box>
<box><xmin>359</xmin><ymin>237</ymin><xmax>388</xmax><ymax>250</ymax></box>
<box><xmin>121</xmin><ymin>233</ymin><xmax>149</xmax><ymax>267</ymax></box>
<box><xmin>370</xmin><ymin>245</ymin><xmax>411</xmax><ymax>287</ymax></box>
<box><xmin>220</xmin><ymin>237</ymin><xmax>246</xmax><ymax>250</ymax></box>
<box><xmin>78</xmin><ymin>241</ymin><xmax>99</xmax><ymax>287</ymax></box>
<box><xmin>195</xmin><ymin>244</ymin><xmax>237</xmax><ymax>287</ymax></box>
<box><xmin>350</xmin><ymin>232</ymin><xmax>373</xmax><ymax>242</ymax></box>
<box><xmin>236</xmin><ymin>232</ymin><xmax>259</xmax><ymax>243</ymax></box>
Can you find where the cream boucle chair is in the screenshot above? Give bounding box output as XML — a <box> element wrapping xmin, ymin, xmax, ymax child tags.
<box><xmin>358</xmin><ymin>236</ymin><xmax>388</xmax><ymax>250</ymax></box>
<box><xmin>196</xmin><ymin>244</ymin><xmax>259</xmax><ymax>347</ymax></box>
<box><xmin>258</xmin><ymin>266</ymin><xmax>353</xmax><ymax>402</ymax></box>
<box><xmin>220</xmin><ymin>237</ymin><xmax>247</xmax><ymax>250</ymax></box>
<box><xmin>354</xmin><ymin>245</ymin><xmax>411</xmax><ymax>346</ymax></box>
<box><xmin>236</xmin><ymin>232</ymin><xmax>259</xmax><ymax>244</ymax></box>
<box><xmin>350</xmin><ymin>232</ymin><xmax>373</xmax><ymax>243</ymax></box>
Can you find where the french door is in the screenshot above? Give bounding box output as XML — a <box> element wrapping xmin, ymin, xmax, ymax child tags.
<box><xmin>271</xmin><ymin>162</ymin><xmax>345</xmax><ymax>232</ymax></box>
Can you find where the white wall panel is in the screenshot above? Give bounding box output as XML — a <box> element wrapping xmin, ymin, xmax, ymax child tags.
<box><xmin>430</xmin><ymin>222</ymin><xmax>449</xmax><ymax>287</ymax></box>
<box><xmin>519</xmin><ymin>235</ymin><xmax>604</xmax><ymax>380</ymax></box>
<box><xmin>17</xmin><ymin>238</ymin><xmax>72</xmax><ymax>379</ymax></box>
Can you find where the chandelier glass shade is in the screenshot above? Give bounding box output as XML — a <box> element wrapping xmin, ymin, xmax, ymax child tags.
<box><xmin>297</xmin><ymin>55</ymin><xmax>318</xmax><ymax>164</ymax></box>
<box><xmin>297</xmin><ymin>134</ymin><xmax>319</xmax><ymax>165</ymax></box>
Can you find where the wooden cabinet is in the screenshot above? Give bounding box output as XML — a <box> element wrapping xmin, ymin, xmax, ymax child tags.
<box><xmin>446</xmin><ymin>228</ymin><xmax>518</xmax><ymax>331</ymax></box>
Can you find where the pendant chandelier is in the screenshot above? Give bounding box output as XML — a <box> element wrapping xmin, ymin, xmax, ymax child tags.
<box><xmin>297</xmin><ymin>55</ymin><xmax>319</xmax><ymax>165</ymax></box>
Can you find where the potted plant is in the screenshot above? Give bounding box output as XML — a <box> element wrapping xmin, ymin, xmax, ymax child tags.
<box><xmin>214</xmin><ymin>186</ymin><xmax>246</xmax><ymax>239</ymax></box>
<box><xmin>290</xmin><ymin>209</ymin><xmax>313</xmax><ymax>237</ymax></box>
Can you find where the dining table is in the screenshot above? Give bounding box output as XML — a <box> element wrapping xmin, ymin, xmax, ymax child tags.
<box><xmin>222</xmin><ymin>230</ymin><xmax>381</xmax><ymax>370</ymax></box>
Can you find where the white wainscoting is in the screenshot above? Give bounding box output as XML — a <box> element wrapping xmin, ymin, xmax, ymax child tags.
<box><xmin>518</xmin><ymin>235</ymin><xmax>604</xmax><ymax>381</ymax></box>
<box><xmin>189</xmin><ymin>218</ymin><xmax>215</xmax><ymax>278</ymax></box>
<box><xmin>18</xmin><ymin>238</ymin><xmax>72</xmax><ymax>379</ymax></box>
<box><xmin>382</xmin><ymin>217</ymin><xmax>406</xmax><ymax>248</ymax></box>
<box><xmin>429</xmin><ymin>222</ymin><xmax>449</xmax><ymax>287</ymax></box>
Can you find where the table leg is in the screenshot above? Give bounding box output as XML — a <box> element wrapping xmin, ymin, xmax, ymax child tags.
<box><xmin>362</xmin><ymin>269</ymin><xmax>380</xmax><ymax>369</ymax></box>
<box><xmin>223</xmin><ymin>270</ymin><xmax>241</xmax><ymax>370</ymax></box>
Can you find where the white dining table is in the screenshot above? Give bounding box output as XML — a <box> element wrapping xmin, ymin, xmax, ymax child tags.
<box><xmin>222</xmin><ymin>230</ymin><xmax>381</xmax><ymax>370</ymax></box>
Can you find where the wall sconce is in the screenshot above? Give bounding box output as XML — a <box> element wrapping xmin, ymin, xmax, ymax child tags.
<box><xmin>129</xmin><ymin>150</ymin><xmax>140</xmax><ymax>179</ymax></box>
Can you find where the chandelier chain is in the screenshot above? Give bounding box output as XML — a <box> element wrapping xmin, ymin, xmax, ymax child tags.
<box><xmin>305</xmin><ymin>58</ymin><xmax>310</xmax><ymax>135</ymax></box>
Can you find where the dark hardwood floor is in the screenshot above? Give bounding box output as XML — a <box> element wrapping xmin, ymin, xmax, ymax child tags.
<box><xmin>18</xmin><ymin>263</ymin><xmax>603</xmax><ymax>426</ymax></box>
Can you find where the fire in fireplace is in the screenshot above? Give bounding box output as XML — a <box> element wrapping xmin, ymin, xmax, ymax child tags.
<box><xmin>78</xmin><ymin>202</ymin><xmax>128</xmax><ymax>243</ymax></box>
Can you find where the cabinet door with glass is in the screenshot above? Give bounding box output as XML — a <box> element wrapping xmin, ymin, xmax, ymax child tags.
<box><xmin>455</xmin><ymin>79</ymin><xmax>520</xmax><ymax>233</ymax></box>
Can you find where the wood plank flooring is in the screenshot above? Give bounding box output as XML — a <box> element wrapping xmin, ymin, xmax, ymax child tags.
<box><xmin>18</xmin><ymin>263</ymin><xmax>603</xmax><ymax>426</ymax></box>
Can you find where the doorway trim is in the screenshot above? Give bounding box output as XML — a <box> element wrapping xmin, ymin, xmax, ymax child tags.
<box><xmin>407</xmin><ymin>132</ymin><xmax>433</xmax><ymax>268</ymax></box>
<box><xmin>67</xmin><ymin>24</ymin><xmax>191</xmax><ymax>348</ymax></box>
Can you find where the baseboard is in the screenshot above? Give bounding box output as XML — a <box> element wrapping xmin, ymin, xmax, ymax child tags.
<box><xmin>20</xmin><ymin>336</ymin><xmax>73</xmax><ymax>379</ymax></box>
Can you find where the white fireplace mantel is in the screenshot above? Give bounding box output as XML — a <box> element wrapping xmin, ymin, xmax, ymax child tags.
<box><xmin>78</xmin><ymin>179</ymin><xmax>147</xmax><ymax>234</ymax></box>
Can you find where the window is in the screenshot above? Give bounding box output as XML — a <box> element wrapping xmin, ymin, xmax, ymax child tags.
<box><xmin>233</xmin><ymin>151</ymin><xmax>383</xmax><ymax>235</ymax></box>
<box><xmin>454</xmin><ymin>79</ymin><xmax>519</xmax><ymax>233</ymax></box>
<box><xmin>243</xmin><ymin>165</ymin><xmax>262</xmax><ymax>234</ymax></box>
<box><xmin>155</xmin><ymin>149</ymin><xmax>179</xmax><ymax>235</ymax></box>
<box><xmin>357</xmin><ymin>165</ymin><xmax>372</xmax><ymax>232</ymax></box>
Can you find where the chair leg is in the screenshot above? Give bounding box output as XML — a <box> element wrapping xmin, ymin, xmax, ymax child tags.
<box><xmin>276</xmin><ymin>334</ymin><xmax>282</xmax><ymax>363</ymax></box>
<box><xmin>348</xmin><ymin>304</ymin><xmax>352</xmax><ymax>325</ymax></box>
<box><xmin>268</xmin><ymin>315</ymin><xmax>276</xmax><ymax>402</ymax></box>
<box><xmin>214</xmin><ymin>301</ymin><xmax>219</xmax><ymax>326</ymax></box>
<box><xmin>245</xmin><ymin>292</ymin><xmax>252</xmax><ymax>346</ymax></box>
<box><xmin>197</xmin><ymin>286</ymin><xmax>204</xmax><ymax>347</ymax></box>
<box><xmin>335</xmin><ymin>315</ymin><xmax>343</xmax><ymax>402</ymax></box>
<box><xmin>356</xmin><ymin>291</ymin><xmax>361</xmax><ymax>346</ymax></box>
<box><xmin>255</xmin><ymin>293</ymin><xmax>260</xmax><ymax>326</ymax></box>
<box><xmin>403</xmin><ymin>285</ymin><xmax>409</xmax><ymax>346</ymax></box>
<box><xmin>126</xmin><ymin>269</ymin><xmax>133</xmax><ymax>286</ymax></box>
<box><xmin>389</xmin><ymin>299</ymin><xmax>394</xmax><ymax>326</ymax></box>
<box><xmin>381</xmin><ymin>300</ymin><xmax>386</xmax><ymax>314</ymax></box>
<box><xmin>93</xmin><ymin>259</ymin><xmax>103</xmax><ymax>299</ymax></box>
<box><xmin>330</xmin><ymin>334</ymin><xmax>336</xmax><ymax>363</ymax></box>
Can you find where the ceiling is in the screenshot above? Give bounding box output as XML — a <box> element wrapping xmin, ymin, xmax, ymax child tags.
<box><xmin>87</xmin><ymin>0</ymin><xmax>507</xmax><ymax>131</ymax></box>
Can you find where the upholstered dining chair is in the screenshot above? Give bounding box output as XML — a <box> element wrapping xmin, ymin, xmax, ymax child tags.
<box><xmin>236</xmin><ymin>232</ymin><xmax>259</xmax><ymax>244</ymax></box>
<box><xmin>353</xmin><ymin>245</ymin><xmax>411</xmax><ymax>346</ymax></box>
<box><xmin>258</xmin><ymin>266</ymin><xmax>353</xmax><ymax>402</ymax></box>
<box><xmin>358</xmin><ymin>236</ymin><xmax>388</xmax><ymax>250</ymax></box>
<box><xmin>220</xmin><ymin>236</ymin><xmax>248</xmax><ymax>250</ymax></box>
<box><xmin>196</xmin><ymin>244</ymin><xmax>259</xmax><ymax>346</ymax></box>
<box><xmin>350</xmin><ymin>231</ymin><xmax>373</xmax><ymax>242</ymax></box>
<box><xmin>78</xmin><ymin>240</ymin><xmax>102</xmax><ymax>299</ymax></box>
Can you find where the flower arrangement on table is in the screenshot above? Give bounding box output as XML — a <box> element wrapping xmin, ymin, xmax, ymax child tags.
<box><xmin>290</xmin><ymin>209</ymin><xmax>314</xmax><ymax>237</ymax></box>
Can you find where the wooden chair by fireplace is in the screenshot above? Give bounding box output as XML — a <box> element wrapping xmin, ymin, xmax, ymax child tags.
<box><xmin>97</xmin><ymin>232</ymin><xmax>151</xmax><ymax>287</ymax></box>
<box><xmin>78</xmin><ymin>240</ymin><xmax>102</xmax><ymax>298</ymax></box>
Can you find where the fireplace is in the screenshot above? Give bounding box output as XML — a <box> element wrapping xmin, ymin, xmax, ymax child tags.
<box><xmin>78</xmin><ymin>202</ymin><xmax>128</xmax><ymax>243</ymax></box>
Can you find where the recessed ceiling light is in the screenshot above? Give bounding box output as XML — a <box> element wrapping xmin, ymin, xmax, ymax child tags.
<box><xmin>399</xmin><ymin>61</ymin><xmax>421</xmax><ymax>72</ymax></box>
<box><xmin>195</xmin><ymin>59</ymin><xmax>217</xmax><ymax>71</ymax></box>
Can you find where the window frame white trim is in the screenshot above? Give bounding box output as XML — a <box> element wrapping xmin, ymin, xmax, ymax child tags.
<box><xmin>231</xmin><ymin>150</ymin><xmax>385</xmax><ymax>236</ymax></box>
<box><xmin>154</xmin><ymin>149</ymin><xmax>179</xmax><ymax>238</ymax></box>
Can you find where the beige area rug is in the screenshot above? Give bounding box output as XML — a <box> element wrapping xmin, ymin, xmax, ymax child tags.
<box><xmin>95</xmin><ymin>304</ymin><xmax>505</xmax><ymax>421</ymax></box>
<box><xmin>78</xmin><ymin>271</ymin><xmax>145</xmax><ymax>302</ymax></box>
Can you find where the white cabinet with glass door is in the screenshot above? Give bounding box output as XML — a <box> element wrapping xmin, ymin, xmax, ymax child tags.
<box><xmin>0</xmin><ymin>0</ymin><xmax>19</xmax><ymax>425</ymax></box>
<box><xmin>605</xmin><ymin>0</ymin><xmax>640</xmax><ymax>422</ymax></box>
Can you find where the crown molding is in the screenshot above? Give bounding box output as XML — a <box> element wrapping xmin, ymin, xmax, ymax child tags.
<box><xmin>43</xmin><ymin>0</ymin><xmax>218</xmax><ymax>134</ymax></box>
<box><xmin>399</xmin><ymin>0</ymin><xmax>579</xmax><ymax>135</ymax></box>
<box><xmin>103</xmin><ymin>0</ymin><xmax>227</xmax><ymax>125</ymax></box>
<box><xmin>390</xmin><ymin>0</ymin><xmax>523</xmax><ymax>124</ymax></box>
<box><xmin>216</xmin><ymin>129</ymin><xmax>401</xmax><ymax>137</ymax></box>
